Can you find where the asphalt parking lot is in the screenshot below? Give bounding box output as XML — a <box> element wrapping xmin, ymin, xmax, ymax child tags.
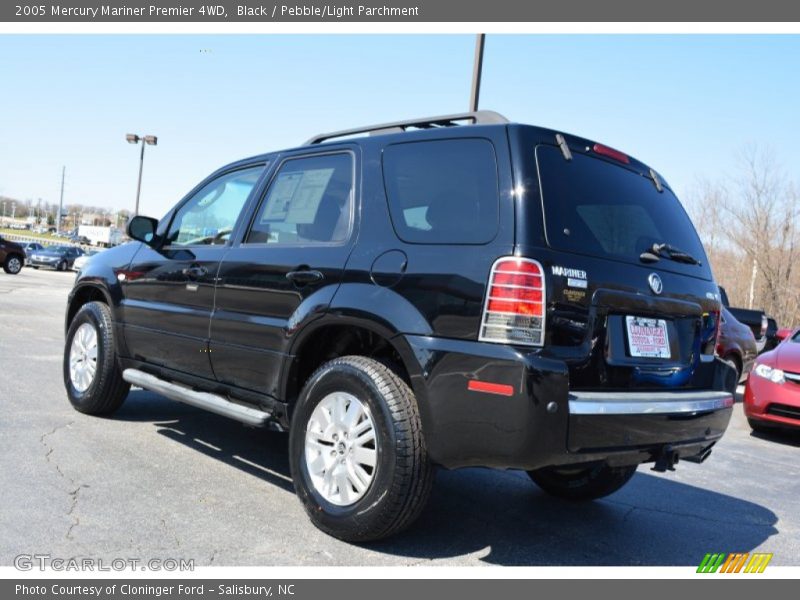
<box><xmin>1</xmin><ymin>267</ymin><xmax>798</xmax><ymax>567</ymax></box>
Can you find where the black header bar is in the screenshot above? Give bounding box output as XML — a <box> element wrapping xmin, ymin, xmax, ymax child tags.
<box><xmin>3</xmin><ymin>0</ymin><xmax>800</xmax><ymax>22</ymax></box>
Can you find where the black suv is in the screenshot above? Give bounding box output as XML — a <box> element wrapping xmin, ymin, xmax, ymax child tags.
<box><xmin>62</xmin><ymin>111</ymin><xmax>735</xmax><ymax>542</ymax></box>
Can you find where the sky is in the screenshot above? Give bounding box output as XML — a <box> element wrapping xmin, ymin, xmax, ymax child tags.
<box><xmin>1</xmin><ymin>34</ymin><xmax>799</xmax><ymax>219</ymax></box>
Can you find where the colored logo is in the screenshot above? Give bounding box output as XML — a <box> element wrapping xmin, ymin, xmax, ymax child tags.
<box><xmin>648</xmin><ymin>272</ymin><xmax>663</xmax><ymax>295</ymax></box>
<box><xmin>697</xmin><ymin>552</ymin><xmax>773</xmax><ymax>573</ymax></box>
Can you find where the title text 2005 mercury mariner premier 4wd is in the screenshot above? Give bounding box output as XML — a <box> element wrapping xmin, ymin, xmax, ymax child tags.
<box><xmin>62</xmin><ymin>111</ymin><xmax>736</xmax><ymax>541</ymax></box>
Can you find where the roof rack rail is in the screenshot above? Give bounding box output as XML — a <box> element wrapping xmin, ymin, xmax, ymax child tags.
<box><xmin>304</xmin><ymin>110</ymin><xmax>510</xmax><ymax>145</ymax></box>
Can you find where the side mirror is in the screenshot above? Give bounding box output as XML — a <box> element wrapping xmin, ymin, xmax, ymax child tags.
<box><xmin>775</xmin><ymin>328</ymin><xmax>793</xmax><ymax>343</ymax></box>
<box><xmin>127</xmin><ymin>216</ymin><xmax>159</xmax><ymax>246</ymax></box>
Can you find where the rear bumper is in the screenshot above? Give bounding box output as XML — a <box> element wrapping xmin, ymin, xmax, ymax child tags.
<box><xmin>403</xmin><ymin>335</ymin><xmax>736</xmax><ymax>470</ymax></box>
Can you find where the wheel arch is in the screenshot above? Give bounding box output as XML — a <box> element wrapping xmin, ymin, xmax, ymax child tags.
<box><xmin>65</xmin><ymin>284</ymin><xmax>113</xmax><ymax>333</ymax></box>
<box><xmin>280</xmin><ymin>314</ymin><xmax>425</xmax><ymax>413</ymax></box>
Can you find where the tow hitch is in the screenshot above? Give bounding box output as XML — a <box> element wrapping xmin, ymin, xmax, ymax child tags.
<box><xmin>651</xmin><ymin>445</ymin><xmax>679</xmax><ymax>472</ymax></box>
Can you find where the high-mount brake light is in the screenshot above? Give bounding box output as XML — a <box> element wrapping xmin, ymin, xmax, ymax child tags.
<box><xmin>479</xmin><ymin>257</ymin><xmax>546</xmax><ymax>347</ymax></box>
<box><xmin>592</xmin><ymin>143</ymin><xmax>630</xmax><ymax>164</ymax></box>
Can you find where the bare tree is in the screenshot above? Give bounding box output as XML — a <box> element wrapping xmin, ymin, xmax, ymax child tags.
<box><xmin>687</xmin><ymin>147</ymin><xmax>800</xmax><ymax>327</ymax></box>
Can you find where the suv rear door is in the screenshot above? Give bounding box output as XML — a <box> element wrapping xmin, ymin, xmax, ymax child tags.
<box><xmin>511</xmin><ymin>130</ymin><xmax>720</xmax><ymax>390</ymax></box>
<box><xmin>209</xmin><ymin>148</ymin><xmax>357</xmax><ymax>395</ymax></box>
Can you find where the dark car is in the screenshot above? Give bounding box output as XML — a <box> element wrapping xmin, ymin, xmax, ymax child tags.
<box><xmin>62</xmin><ymin>110</ymin><xmax>735</xmax><ymax>542</ymax></box>
<box><xmin>0</xmin><ymin>234</ymin><xmax>25</xmax><ymax>274</ymax></box>
<box><xmin>29</xmin><ymin>245</ymin><xmax>84</xmax><ymax>271</ymax></box>
<box><xmin>717</xmin><ymin>306</ymin><xmax>758</xmax><ymax>383</ymax></box>
<box><xmin>21</xmin><ymin>242</ymin><xmax>45</xmax><ymax>266</ymax></box>
<box><xmin>719</xmin><ymin>286</ymin><xmax>769</xmax><ymax>353</ymax></box>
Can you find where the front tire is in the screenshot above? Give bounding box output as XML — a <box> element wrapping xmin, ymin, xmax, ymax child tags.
<box><xmin>63</xmin><ymin>301</ymin><xmax>129</xmax><ymax>415</ymax></box>
<box><xmin>289</xmin><ymin>356</ymin><xmax>434</xmax><ymax>542</ymax></box>
<box><xmin>57</xmin><ymin>260</ymin><xmax>67</xmax><ymax>272</ymax></box>
<box><xmin>3</xmin><ymin>254</ymin><xmax>23</xmax><ymax>274</ymax></box>
<box><xmin>528</xmin><ymin>462</ymin><xmax>637</xmax><ymax>501</ymax></box>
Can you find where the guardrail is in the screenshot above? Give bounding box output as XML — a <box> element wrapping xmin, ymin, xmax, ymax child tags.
<box><xmin>1</xmin><ymin>231</ymin><xmax>89</xmax><ymax>250</ymax></box>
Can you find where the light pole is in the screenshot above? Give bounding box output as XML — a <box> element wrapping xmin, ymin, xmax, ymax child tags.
<box><xmin>469</xmin><ymin>34</ymin><xmax>486</xmax><ymax>112</ymax></box>
<box><xmin>126</xmin><ymin>133</ymin><xmax>158</xmax><ymax>216</ymax></box>
<box><xmin>58</xmin><ymin>166</ymin><xmax>65</xmax><ymax>234</ymax></box>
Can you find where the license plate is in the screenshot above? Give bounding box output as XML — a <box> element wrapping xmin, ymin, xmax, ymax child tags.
<box><xmin>626</xmin><ymin>316</ymin><xmax>671</xmax><ymax>358</ymax></box>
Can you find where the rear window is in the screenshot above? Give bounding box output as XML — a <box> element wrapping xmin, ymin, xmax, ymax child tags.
<box><xmin>536</xmin><ymin>145</ymin><xmax>712</xmax><ymax>279</ymax></box>
<box><xmin>382</xmin><ymin>138</ymin><xmax>499</xmax><ymax>244</ymax></box>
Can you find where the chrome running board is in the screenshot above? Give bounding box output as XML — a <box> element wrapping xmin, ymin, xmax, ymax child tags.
<box><xmin>122</xmin><ymin>368</ymin><xmax>271</xmax><ymax>427</ymax></box>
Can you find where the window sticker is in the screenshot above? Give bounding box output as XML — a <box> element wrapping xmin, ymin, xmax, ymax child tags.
<box><xmin>287</xmin><ymin>168</ymin><xmax>335</xmax><ymax>224</ymax></box>
<box><xmin>261</xmin><ymin>172</ymin><xmax>303</xmax><ymax>221</ymax></box>
<box><xmin>260</xmin><ymin>168</ymin><xmax>335</xmax><ymax>224</ymax></box>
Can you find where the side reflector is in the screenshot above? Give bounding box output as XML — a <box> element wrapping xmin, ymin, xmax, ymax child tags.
<box><xmin>467</xmin><ymin>380</ymin><xmax>515</xmax><ymax>397</ymax></box>
<box><xmin>592</xmin><ymin>143</ymin><xmax>630</xmax><ymax>164</ymax></box>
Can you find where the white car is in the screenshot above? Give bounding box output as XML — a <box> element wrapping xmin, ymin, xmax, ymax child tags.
<box><xmin>72</xmin><ymin>250</ymin><xmax>101</xmax><ymax>271</ymax></box>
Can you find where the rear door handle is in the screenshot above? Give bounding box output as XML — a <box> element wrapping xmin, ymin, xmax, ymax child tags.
<box><xmin>286</xmin><ymin>270</ymin><xmax>324</xmax><ymax>284</ymax></box>
<box><xmin>182</xmin><ymin>265</ymin><xmax>208</xmax><ymax>279</ymax></box>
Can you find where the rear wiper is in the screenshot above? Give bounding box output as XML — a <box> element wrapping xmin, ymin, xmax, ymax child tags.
<box><xmin>640</xmin><ymin>242</ymin><xmax>701</xmax><ymax>265</ymax></box>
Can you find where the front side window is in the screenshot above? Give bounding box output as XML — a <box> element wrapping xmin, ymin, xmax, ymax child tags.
<box><xmin>245</xmin><ymin>153</ymin><xmax>353</xmax><ymax>245</ymax></box>
<box><xmin>165</xmin><ymin>165</ymin><xmax>264</xmax><ymax>247</ymax></box>
<box><xmin>382</xmin><ymin>138</ymin><xmax>500</xmax><ymax>245</ymax></box>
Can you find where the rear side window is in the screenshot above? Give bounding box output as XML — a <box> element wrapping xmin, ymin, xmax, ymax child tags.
<box><xmin>245</xmin><ymin>153</ymin><xmax>353</xmax><ymax>245</ymax></box>
<box><xmin>382</xmin><ymin>139</ymin><xmax>499</xmax><ymax>244</ymax></box>
<box><xmin>536</xmin><ymin>145</ymin><xmax>712</xmax><ymax>279</ymax></box>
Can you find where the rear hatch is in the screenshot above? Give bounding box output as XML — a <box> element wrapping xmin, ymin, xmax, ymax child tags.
<box><xmin>514</xmin><ymin>136</ymin><xmax>721</xmax><ymax>390</ymax></box>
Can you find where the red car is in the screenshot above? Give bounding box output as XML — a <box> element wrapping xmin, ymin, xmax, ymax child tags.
<box><xmin>744</xmin><ymin>327</ymin><xmax>800</xmax><ymax>431</ymax></box>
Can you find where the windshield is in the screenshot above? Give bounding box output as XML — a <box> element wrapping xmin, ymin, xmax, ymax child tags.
<box><xmin>536</xmin><ymin>145</ymin><xmax>712</xmax><ymax>279</ymax></box>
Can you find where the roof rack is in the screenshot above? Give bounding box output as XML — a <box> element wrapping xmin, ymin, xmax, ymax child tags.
<box><xmin>304</xmin><ymin>110</ymin><xmax>509</xmax><ymax>145</ymax></box>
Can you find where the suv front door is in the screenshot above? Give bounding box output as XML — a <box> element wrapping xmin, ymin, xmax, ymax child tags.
<box><xmin>121</xmin><ymin>164</ymin><xmax>265</xmax><ymax>379</ymax></box>
<box><xmin>209</xmin><ymin>150</ymin><xmax>357</xmax><ymax>395</ymax></box>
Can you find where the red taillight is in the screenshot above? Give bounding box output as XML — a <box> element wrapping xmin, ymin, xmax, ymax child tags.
<box><xmin>592</xmin><ymin>143</ymin><xmax>630</xmax><ymax>164</ymax></box>
<box><xmin>492</xmin><ymin>272</ymin><xmax>542</xmax><ymax>288</ymax></box>
<box><xmin>479</xmin><ymin>257</ymin><xmax>546</xmax><ymax>347</ymax></box>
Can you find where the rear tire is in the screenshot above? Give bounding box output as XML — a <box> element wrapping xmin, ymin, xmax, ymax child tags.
<box><xmin>724</xmin><ymin>355</ymin><xmax>742</xmax><ymax>384</ymax></box>
<box><xmin>63</xmin><ymin>301</ymin><xmax>130</xmax><ymax>415</ymax></box>
<box><xmin>3</xmin><ymin>254</ymin><xmax>23</xmax><ymax>274</ymax></box>
<box><xmin>289</xmin><ymin>355</ymin><xmax>434</xmax><ymax>542</ymax></box>
<box><xmin>528</xmin><ymin>462</ymin><xmax>637</xmax><ymax>501</ymax></box>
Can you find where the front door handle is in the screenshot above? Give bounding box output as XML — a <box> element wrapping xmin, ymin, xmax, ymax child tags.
<box><xmin>182</xmin><ymin>265</ymin><xmax>208</xmax><ymax>279</ymax></box>
<box><xmin>286</xmin><ymin>270</ymin><xmax>324</xmax><ymax>284</ymax></box>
